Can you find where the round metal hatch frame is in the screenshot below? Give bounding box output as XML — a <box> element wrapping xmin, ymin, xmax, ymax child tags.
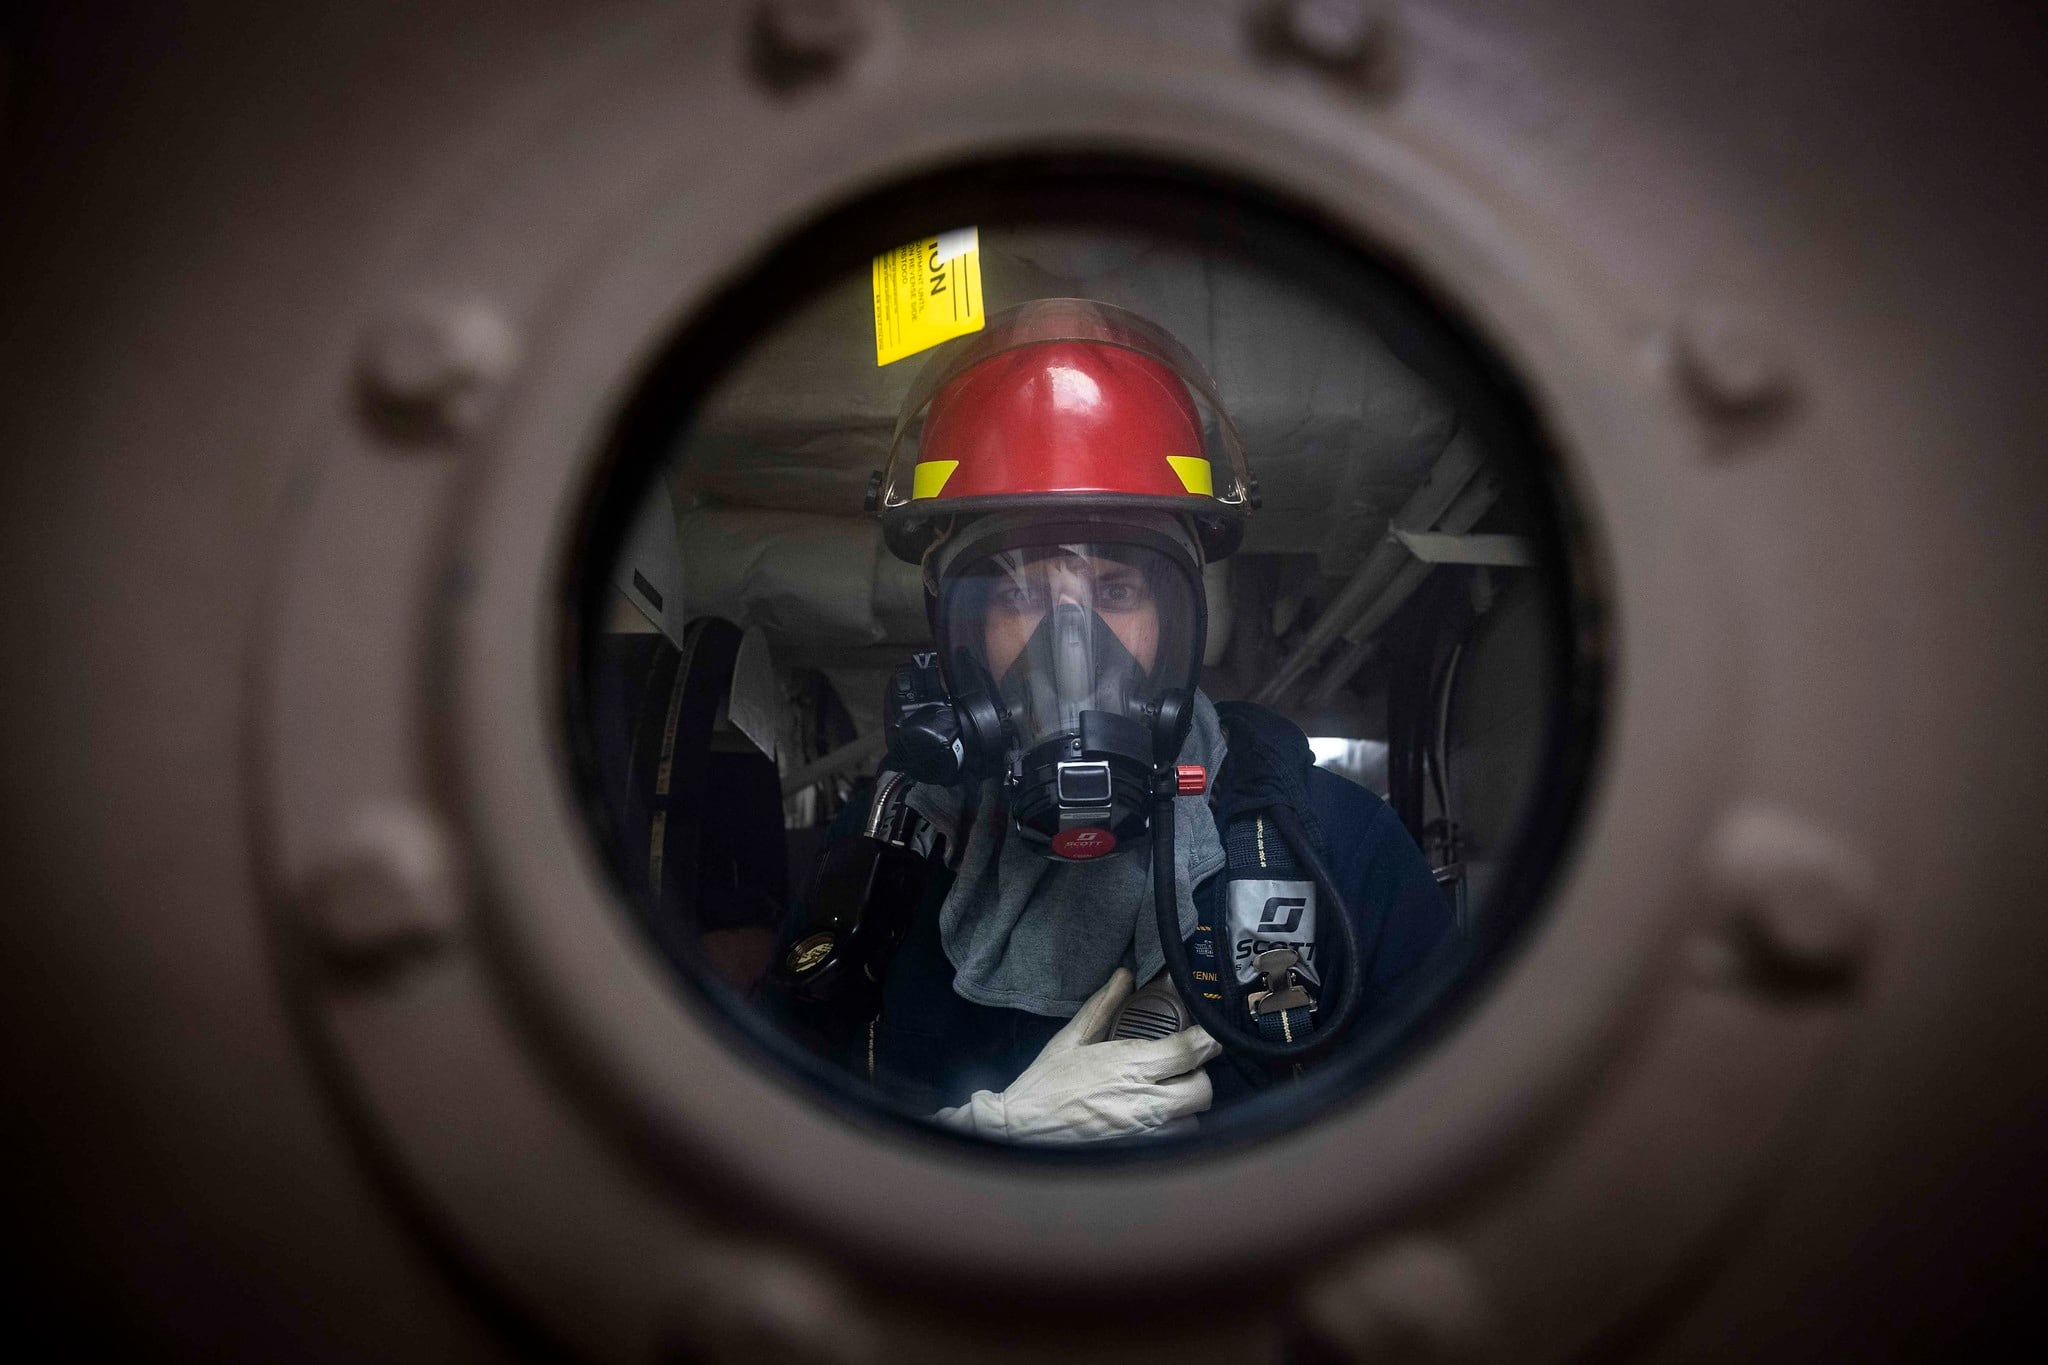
<box><xmin>249</xmin><ymin>5</ymin><xmax>1906</xmax><ymax>1362</ymax></box>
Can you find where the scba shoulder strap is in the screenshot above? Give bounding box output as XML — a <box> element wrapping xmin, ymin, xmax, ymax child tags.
<box><xmin>1190</xmin><ymin>810</ymin><xmax>1321</xmax><ymax>1047</ymax></box>
<box><xmin>1227</xmin><ymin>814</ymin><xmax>1323</xmax><ymax>1044</ymax></box>
<box><xmin>1200</xmin><ymin>701</ymin><xmax>1339</xmax><ymax>1047</ymax></box>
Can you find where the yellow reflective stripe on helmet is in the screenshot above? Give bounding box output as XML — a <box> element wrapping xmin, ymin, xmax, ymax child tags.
<box><xmin>1166</xmin><ymin>456</ymin><xmax>1213</xmax><ymax>495</ymax></box>
<box><xmin>911</xmin><ymin>460</ymin><xmax>960</xmax><ymax>499</ymax></box>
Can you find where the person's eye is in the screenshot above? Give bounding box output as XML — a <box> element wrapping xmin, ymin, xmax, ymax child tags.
<box><xmin>994</xmin><ymin>582</ymin><xmax>1043</xmax><ymax>611</ymax></box>
<box><xmin>1098</xmin><ymin>580</ymin><xmax>1143</xmax><ymax>607</ymax></box>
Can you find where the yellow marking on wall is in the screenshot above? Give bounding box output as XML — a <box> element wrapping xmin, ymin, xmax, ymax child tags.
<box><xmin>872</xmin><ymin>227</ymin><xmax>985</xmax><ymax>365</ymax></box>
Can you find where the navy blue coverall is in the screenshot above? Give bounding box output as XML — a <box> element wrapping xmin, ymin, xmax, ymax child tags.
<box><xmin>797</xmin><ymin>701</ymin><xmax>1451</xmax><ymax>1114</ymax></box>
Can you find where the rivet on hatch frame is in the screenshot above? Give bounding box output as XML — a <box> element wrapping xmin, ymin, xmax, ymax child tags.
<box><xmin>750</xmin><ymin>0</ymin><xmax>873</xmax><ymax>92</ymax></box>
<box><xmin>1670</xmin><ymin>307</ymin><xmax>1798</xmax><ymax>437</ymax></box>
<box><xmin>297</xmin><ymin>804</ymin><xmax>466</xmax><ymax>979</ymax></box>
<box><xmin>663</xmin><ymin>1245</ymin><xmax>877</xmax><ymax>1365</ymax></box>
<box><xmin>1255</xmin><ymin>0</ymin><xmax>1399</xmax><ymax>94</ymax></box>
<box><xmin>355</xmin><ymin>297</ymin><xmax>520</xmax><ymax>447</ymax></box>
<box><xmin>1289</xmin><ymin>1238</ymin><xmax>1499</xmax><ymax>1365</ymax></box>
<box><xmin>1697</xmin><ymin>804</ymin><xmax>1876</xmax><ymax>997</ymax></box>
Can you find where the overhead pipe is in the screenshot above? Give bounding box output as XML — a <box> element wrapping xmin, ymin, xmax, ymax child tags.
<box><xmin>1294</xmin><ymin>471</ymin><xmax>1506</xmax><ymax>708</ymax></box>
<box><xmin>1254</xmin><ymin>421</ymin><xmax>1488</xmax><ymax>705</ymax></box>
<box><xmin>1342</xmin><ymin>471</ymin><xmax>1504</xmax><ymax>646</ymax></box>
<box><xmin>1302</xmin><ymin>636</ymin><xmax>1377</xmax><ymax>711</ymax></box>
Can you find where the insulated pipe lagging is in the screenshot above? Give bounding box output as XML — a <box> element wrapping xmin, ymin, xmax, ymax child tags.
<box><xmin>1151</xmin><ymin>788</ymin><xmax>1372</xmax><ymax>1065</ymax></box>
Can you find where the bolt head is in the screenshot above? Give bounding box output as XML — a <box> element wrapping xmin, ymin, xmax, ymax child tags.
<box><xmin>1263</xmin><ymin>0</ymin><xmax>1392</xmax><ymax>75</ymax></box>
<box><xmin>1293</xmin><ymin>1238</ymin><xmax>1497</xmax><ymax>1365</ymax></box>
<box><xmin>665</xmin><ymin>1246</ymin><xmax>875</xmax><ymax>1365</ymax></box>
<box><xmin>357</xmin><ymin>297</ymin><xmax>519</xmax><ymax>444</ymax></box>
<box><xmin>752</xmin><ymin>0</ymin><xmax>871</xmax><ymax>90</ymax></box>
<box><xmin>1703</xmin><ymin>804</ymin><xmax>1876</xmax><ymax>993</ymax></box>
<box><xmin>299</xmin><ymin>804</ymin><xmax>464</xmax><ymax>975</ymax></box>
<box><xmin>1672</xmin><ymin>308</ymin><xmax>1793</xmax><ymax>422</ymax></box>
<box><xmin>1286</xmin><ymin>0</ymin><xmax>1381</xmax><ymax>62</ymax></box>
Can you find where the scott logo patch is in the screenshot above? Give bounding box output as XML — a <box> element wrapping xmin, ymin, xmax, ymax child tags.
<box><xmin>1051</xmin><ymin>826</ymin><xmax>1117</xmax><ymax>860</ymax></box>
<box><xmin>1226</xmin><ymin>878</ymin><xmax>1318</xmax><ymax>986</ymax></box>
<box><xmin>1258</xmin><ymin>895</ymin><xmax>1307</xmax><ymax>934</ymax></box>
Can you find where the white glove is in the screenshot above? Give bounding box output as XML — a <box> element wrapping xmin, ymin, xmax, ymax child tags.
<box><xmin>933</xmin><ymin>967</ymin><xmax>1222</xmax><ymax>1144</ymax></box>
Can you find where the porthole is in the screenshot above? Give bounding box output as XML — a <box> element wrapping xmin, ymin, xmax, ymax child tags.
<box><xmin>564</xmin><ymin>158</ymin><xmax>1603</xmax><ymax>1156</ymax></box>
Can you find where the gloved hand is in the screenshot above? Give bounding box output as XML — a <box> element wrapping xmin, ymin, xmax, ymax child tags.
<box><xmin>933</xmin><ymin>967</ymin><xmax>1222</xmax><ymax>1143</ymax></box>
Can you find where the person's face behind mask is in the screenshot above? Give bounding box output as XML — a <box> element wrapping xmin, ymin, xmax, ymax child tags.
<box><xmin>939</xmin><ymin>537</ymin><xmax>1200</xmax><ymax>764</ymax></box>
<box><xmin>982</xmin><ymin>550</ymin><xmax>1160</xmax><ymax>679</ymax></box>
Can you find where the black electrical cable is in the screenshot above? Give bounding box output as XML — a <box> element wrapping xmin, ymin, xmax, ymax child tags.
<box><xmin>1423</xmin><ymin>643</ymin><xmax>1457</xmax><ymax>822</ymax></box>
<box><xmin>1387</xmin><ymin>617</ymin><xmax>1429</xmax><ymax>843</ymax></box>
<box><xmin>1151</xmin><ymin>786</ymin><xmax>1377</xmax><ymax>1065</ymax></box>
<box><xmin>1415</xmin><ymin>641</ymin><xmax>1454</xmax><ymax>858</ymax></box>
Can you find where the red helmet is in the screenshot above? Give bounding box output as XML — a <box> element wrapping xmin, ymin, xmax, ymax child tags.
<box><xmin>872</xmin><ymin>299</ymin><xmax>1255</xmax><ymax>565</ymax></box>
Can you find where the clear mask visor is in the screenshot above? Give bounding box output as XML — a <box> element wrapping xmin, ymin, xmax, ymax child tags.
<box><xmin>939</xmin><ymin>541</ymin><xmax>1200</xmax><ymax>755</ymax></box>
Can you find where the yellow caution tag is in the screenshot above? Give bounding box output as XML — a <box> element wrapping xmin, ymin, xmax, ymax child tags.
<box><xmin>872</xmin><ymin>227</ymin><xmax>985</xmax><ymax>366</ymax></box>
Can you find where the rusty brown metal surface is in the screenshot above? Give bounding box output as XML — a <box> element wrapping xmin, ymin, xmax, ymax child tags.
<box><xmin>2</xmin><ymin>1</ymin><xmax>2045</xmax><ymax>1360</ymax></box>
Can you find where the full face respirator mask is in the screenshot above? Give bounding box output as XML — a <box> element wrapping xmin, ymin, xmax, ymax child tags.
<box><xmin>883</xmin><ymin>516</ymin><xmax>1204</xmax><ymax>861</ymax></box>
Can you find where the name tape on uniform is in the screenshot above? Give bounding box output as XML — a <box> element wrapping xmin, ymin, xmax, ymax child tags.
<box><xmin>872</xmin><ymin>227</ymin><xmax>985</xmax><ymax>366</ymax></box>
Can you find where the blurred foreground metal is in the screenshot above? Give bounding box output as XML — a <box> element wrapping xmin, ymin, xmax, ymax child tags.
<box><xmin>2</xmin><ymin>1</ymin><xmax>2044</xmax><ymax>1360</ymax></box>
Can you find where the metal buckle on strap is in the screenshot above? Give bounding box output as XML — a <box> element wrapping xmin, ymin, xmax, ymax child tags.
<box><xmin>1246</xmin><ymin>947</ymin><xmax>1315</xmax><ymax>1016</ymax></box>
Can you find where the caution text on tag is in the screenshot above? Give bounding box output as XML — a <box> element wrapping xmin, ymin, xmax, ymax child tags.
<box><xmin>872</xmin><ymin>227</ymin><xmax>984</xmax><ymax>366</ymax></box>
